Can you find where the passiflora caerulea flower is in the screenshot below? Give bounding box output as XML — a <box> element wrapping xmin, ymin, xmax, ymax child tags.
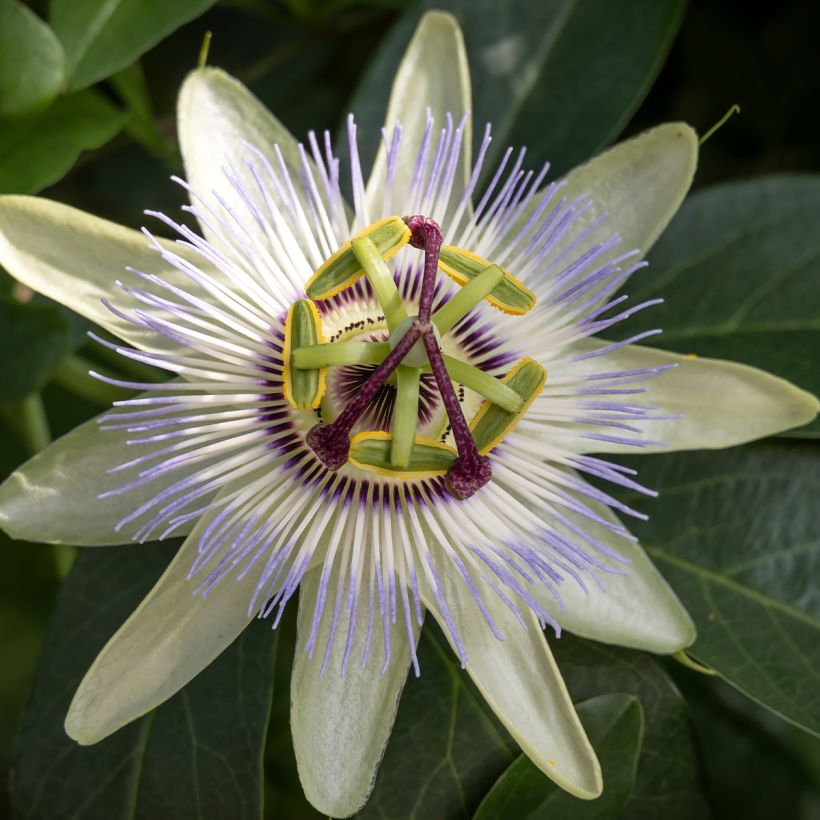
<box><xmin>0</xmin><ymin>12</ymin><xmax>816</xmax><ymax>817</ymax></box>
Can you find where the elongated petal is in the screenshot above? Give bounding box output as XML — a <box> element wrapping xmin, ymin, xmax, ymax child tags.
<box><xmin>0</xmin><ymin>196</ymin><xmax>208</xmax><ymax>354</ymax></box>
<box><xmin>291</xmin><ymin>566</ymin><xmax>419</xmax><ymax>818</ymax></box>
<box><xmin>500</xmin><ymin>124</ymin><xmax>697</xmax><ymax>297</ymax></box>
<box><xmin>365</xmin><ymin>11</ymin><xmax>471</xmax><ymax>220</ymax></box>
<box><xmin>64</xmin><ymin>504</ymin><xmax>255</xmax><ymax>744</ymax></box>
<box><xmin>559</xmin><ymin>340</ymin><xmax>819</xmax><ymax>453</ymax></box>
<box><xmin>532</xmin><ymin>469</ymin><xmax>694</xmax><ymax>651</ymax></box>
<box><xmin>422</xmin><ymin>569</ymin><xmax>602</xmax><ymax>799</ymax></box>
<box><xmin>0</xmin><ymin>409</ymin><xmax>201</xmax><ymax>546</ymax></box>
<box><xmin>560</xmin><ymin>123</ymin><xmax>698</xmax><ymax>256</ymax></box>
<box><xmin>177</xmin><ymin>67</ymin><xmax>328</xmax><ymax>279</ymax></box>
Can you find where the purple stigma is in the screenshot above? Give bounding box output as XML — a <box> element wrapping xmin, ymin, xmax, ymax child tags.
<box><xmin>404</xmin><ymin>214</ymin><xmax>443</xmax><ymax>323</ymax></box>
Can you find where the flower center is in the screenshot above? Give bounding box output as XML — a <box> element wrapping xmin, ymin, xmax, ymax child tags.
<box><xmin>282</xmin><ymin>215</ymin><xmax>546</xmax><ymax>500</ymax></box>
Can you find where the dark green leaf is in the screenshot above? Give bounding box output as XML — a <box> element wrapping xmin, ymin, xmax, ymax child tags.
<box><xmin>345</xmin><ymin>0</ymin><xmax>685</xmax><ymax>176</ymax></box>
<box><xmin>553</xmin><ymin>636</ymin><xmax>707</xmax><ymax>820</ymax></box>
<box><xmin>629</xmin><ymin>176</ymin><xmax>820</xmax><ymax>437</ymax></box>
<box><xmin>0</xmin><ymin>0</ymin><xmax>64</xmax><ymax>117</ymax></box>
<box><xmin>617</xmin><ymin>441</ymin><xmax>820</xmax><ymax>737</ymax></box>
<box><xmin>0</xmin><ymin>89</ymin><xmax>128</xmax><ymax>194</ymax></box>
<box><xmin>0</xmin><ymin>298</ymin><xmax>70</xmax><ymax>402</ymax></box>
<box><xmin>12</xmin><ymin>543</ymin><xmax>277</xmax><ymax>820</ymax></box>
<box><xmin>357</xmin><ymin>623</ymin><xmax>518</xmax><ymax>820</ymax></box>
<box><xmin>677</xmin><ymin>669</ymin><xmax>820</xmax><ymax>820</ymax></box>
<box><xmin>49</xmin><ymin>0</ymin><xmax>218</xmax><ymax>90</ymax></box>
<box><xmin>474</xmin><ymin>693</ymin><xmax>643</xmax><ymax>820</ymax></box>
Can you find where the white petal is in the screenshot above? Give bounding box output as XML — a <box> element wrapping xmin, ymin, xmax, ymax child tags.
<box><xmin>560</xmin><ymin>340</ymin><xmax>819</xmax><ymax>453</ymax></box>
<box><xmin>0</xmin><ymin>196</ymin><xmax>206</xmax><ymax>354</ymax></box>
<box><xmin>533</xmin><ymin>470</ymin><xmax>694</xmax><ymax>652</ymax></box>
<box><xmin>0</xmin><ymin>408</ymin><xmax>201</xmax><ymax>546</ymax></box>
<box><xmin>559</xmin><ymin>122</ymin><xmax>698</xmax><ymax>257</ymax></box>
<box><xmin>422</xmin><ymin>569</ymin><xmax>602</xmax><ymax>799</ymax></box>
<box><xmin>500</xmin><ymin>123</ymin><xmax>697</xmax><ymax>293</ymax></box>
<box><xmin>291</xmin><ymin>566</ymin><xmax>419</xmax><ymax>818</ymax></box>
<box><xmin>177</xmin><ymin>67</ymin><xmax>323</xmax><ymax>278</ymax></box>
<box><xmin>364</xmin><ymin>11</ymin><xmax>471</xmax><ymax>219</ymax></box>
<box><xmin>64</xmin><ymin>502</ymin><xmax>255</xmax><ymax>744</ymax></box>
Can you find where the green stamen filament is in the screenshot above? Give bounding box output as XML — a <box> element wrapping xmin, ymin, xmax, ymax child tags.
<box><xmin>441</xmin><ymin>356</ymin><xmax>523</xmax><ymax>414</ymax></box>
<box><xmin>432</xmin><ymin>264</ymin><xmax>504</xmax><ymax>335</ymax></box>
<box><xmin>391</xmin><ymin>366</ymin><xmax>421</xmax><ymax>467</ymax></box>
<box><xmin>351</xmin><ymin>235</ymin><xmax>407</xmax><ymax>332</ymax></box>
<box><xmin>293</xmin><ymin>341</ymin><xmax>390</xmax><ymax>369</ymax></box>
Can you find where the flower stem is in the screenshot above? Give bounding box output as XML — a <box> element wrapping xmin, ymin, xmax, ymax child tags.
<box><xmin>15</xmin><ymin>393</ymin><xmax>51</xmax><ymax>454</ymax></box>
<box><xmin>5</xmin><ymin>395</ymin><xmax>76</xmax><ymax>578</ymax></box>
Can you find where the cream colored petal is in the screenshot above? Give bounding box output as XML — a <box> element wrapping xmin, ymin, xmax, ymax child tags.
<box><xmin>554</xmin><ymin>340</ymin><xmax>819</xmax><ymax>454</ymax></box>
<box><xmin>0</xmin><ymin>195</ymin><xmax>209</xmax><ymax>354</ymax></box>
<box><xmin>64</xmin><ymin>501</ymin><xmax>255</xmax><ymax>744</ymax></box>
<box><xmin>422</xmin><ymin>569</ymin><xmax>601</xmax><ymax>799</ymax></box>
<box><xmin>0</xmin><ymin>406</ymin><xmax>202</xmax><ymax>546</ymax></box>
<box><xmin>177</xmin><ymin>67</ymin><xmax>323</xmax><ymax>281</ymax></box>
<box><xmin>530</xmin><ymin>469</ymin><xmax>695</xmax><ymax>652</ymax></box>
<box><xmin>292</xmin><ymin>565</ymin><xmax>419</xmax><ymax>817</ymax></box>
<box><xmin>559</xmin><ymin>122</ymin><xmax>698</xmax><ymax>256</ymax></box>
<box><xmin>364</xmin><ymin>11</ymin><xmax>471</xmax><ymax>223</ymax></box>
<box><xmin>502</xmin><ymin>123</ymin><xmax>697</xmax><ymax>290</ymax></box>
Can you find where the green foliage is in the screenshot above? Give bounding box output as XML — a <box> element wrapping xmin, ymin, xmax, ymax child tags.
<box><xmin>0</xmin><ymin>90</ymin><xmax>128</xmax><ymax>194</ymax></box>
<box><xmin>630</xmin><ymin>175</ymin><xmax>820</xmax><ymax>437</ymax></box>
<box><xmin>0</xmin><ymin>2</ymin><xmax>818</xmax><ymax>818</ymax></box>
<box><xmin>553</xmin><ymin>637</ymin><xmax>708</xmax><ymax>820</ymax></box>
<box><xmin>345</xmin><ymin>0</ymin><xmax>685</xmax><ymax>176</ymax></box>
<box><xmin>0</xmin><ymin>298</ymin><xmax>70</xmax><ymax>402</ymax></box>
<box><xmin>620</xmin><ymin>441</ymin><xmax>820</xmax><ymax>736</ymax></box>
<box><xmin>474</xmin><ymin>694</ymin><xmax>643</xmax><ymax>820</ymax></box>
<box><xmin>49</xmin><ymin>0</ymin><xmax>218</xmax><ymax>90</ymax></box>
<box><xmin>12</xmin><ymin>544</ymin><xmax>277</xmax><ymax>820</ymax></box>
<box><xmin>0</xmin><ymin>0</ymin><xmax>64</xmax><ymax>117</ymax></box>
<box><xmin>358</xmin><ymin>625</ymin><xmax>518</xmax><ymax>819</ymax></box>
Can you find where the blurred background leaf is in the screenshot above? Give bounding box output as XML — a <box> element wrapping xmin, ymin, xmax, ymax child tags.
<box><xmin>49</xmin><ymin>0</ymin><xmax>218</xmax><ymax>90</ymax></box>
<box><xmin>474</xmin><ymin>693</ymin><xmax>644</xmax><ymax>820</ymax></box>
<box><xmin>620</xmin><ymin>441</ymin><xmax>820</xmax><ymax>736</ymax></box>
<box><xmin>12</xmin><ymin>543</ymin><xmax>277</xmax><ymax>820</ymax></box>
<box><xmin>553</xmin><ymin>636</ymin><xmax>708</xmax><ymax>820</ymax></box>
<box><xmin>357</xmin><ymin>624</ymin><xmax>518</xmax><ymax>820</ymax></box>
<box><xmin>626</xmin><ymin>175</ymin><xmax>820</xmax><ymax>437</ymax></box>
<box><xmin>675</xmin><ymin>667</ymin><xmax>820</xmax><ymax>820</ymax></box>
<box><xmin>0</xmin><ymin>0</ymin><xmax>64</xmax><ymax>117</ymax></box>
<box><xmin>0</xmin><ymin>298</ymin><xmax>70</xmax><ymax>402</ymax></box>
<box><xmin>344</xmin><ymin>0</ymin><xmax>686</xmax><ymax>177</ymax></box>
<box><xmin>0</xmin><ymin>91</ymin><xmax>128</xmax><ymax>194</ymax></box>
<box><xmin>1</xmin><ymin>0</ymin><xmax>820</xmax><ymax>818</ymax></box>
